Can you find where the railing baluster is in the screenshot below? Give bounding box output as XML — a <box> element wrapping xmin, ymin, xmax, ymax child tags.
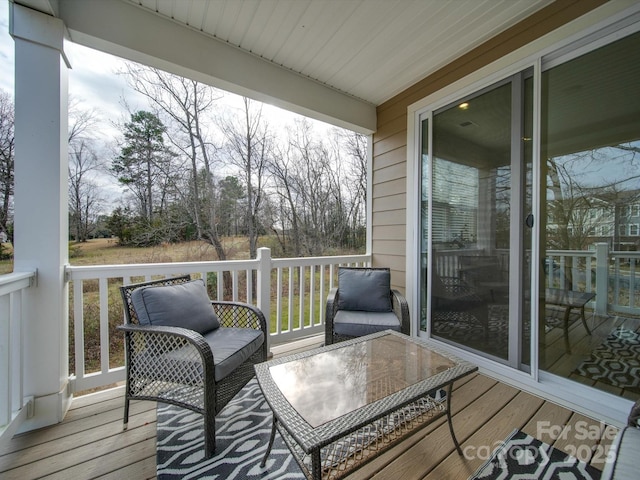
<box><xmin>232</xmin><ymin>270</ymin><xmax>238</xmax><ymax>301</ymax></box>
<box><xmin>310</xmin><ymin>265</ymin><xmax>315</xmax><ymax>326</ymax></box>
<box><xmin>319</xmin><ymin>265</ymin><xmax>326</xmax><ymax>326</ymax></box>
<box><xmin>299</xmin><ymin>265</ymin><xmax>305</xmax><ymax>330</ymax></box>
<box><xmin>276</xmin><ymin>267</ymin><xmax>283</xmax><ymax>335</ymax></box>
<box><xmin>631</xmin><ymin>257</ymin><xmax>636</xmax><ymax>310</ymax></box>
<box><xmin>73</xmin><ymin>279</ymin><xmax>85</xmax><ymax>383</ymax></box>
<box><xmin>99</xmin><ymin>278</ymin><xmax>109</xmax><ymax>375</ymax></box>
<box><xmin>216</xmin><ymin>270</ymin><xmax>223</xmax><ymax>300</ymax></box>
<box><xmin>288</xmin><ymin>266</ymin><xmax>294</xmax><ymax>332</ymax></box>
<box><xmin>246</xmin><ymin>268</ymin><xmax>252</xmax><ymax>304</ymax></box>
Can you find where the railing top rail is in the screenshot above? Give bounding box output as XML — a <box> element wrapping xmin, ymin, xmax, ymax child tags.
<box><xmin>65</xmin><ymin>254</ymin><xmax>372</xmax><ymax>280</ymax></box>
<box><xmin>546</xmin><ymin>250</ymin><xmax>596</xmax><ymax>256</ymax></box>
<box><xmin>0</xmin><ymin>272</ymin><xmax>36</xmax><ymax>287</ymax></box>
<box><xmin>271</xmin><ymin>254</ymin><xmax>370</xmax><ymax>268</ymax></box>
<box><xmin>65</xmin><ymin>259</ymin><xmax>260</xmax><ymax>280</ymax></box>
<box><xmin>0</xmin><ymin>271</ymin><xmax>36</xmax><ymax>296</ymax></box>
<box><xmin>0</xmin><ymin>271</ymin><xmax>36</xmax><ymax>284</ymax></box>
<box><xmin>611</xmin><ymin>251</ymin><xmax>640</xmax><ymax>257</ymax></box>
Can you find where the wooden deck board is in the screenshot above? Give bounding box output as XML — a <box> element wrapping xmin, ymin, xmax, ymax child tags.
<box><xmin>425</xmin><ymin>390</ymin><xmax>545</xmax><ymax>480</ymax></box>
<box><xmin>349</xmin><ymin>373</ymin><xmax>497</xmax><ymax>479</ymax></box>
<box><xmin>368</xmin><ymin>381</ymin><xmax>521</xmax><ymax>479</ymax></box>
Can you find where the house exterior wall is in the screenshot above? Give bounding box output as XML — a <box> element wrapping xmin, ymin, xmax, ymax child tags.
<box><xmin>371</xmin><ymin>0</ymin><xmax>607</xmax><ymax>293</ymax></box>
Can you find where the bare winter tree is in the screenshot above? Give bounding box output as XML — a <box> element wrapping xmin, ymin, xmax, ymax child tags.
<box><xmin>546</xmin><ymin>145</ymin><xmax>640</xmax><ymax>288</ymax></box>
<box><xmin>69</xmin><ymin>141</ymin><xmax>103</xmax><ymax>241</ymax></box>
<box><xmin>288</xmin><ymin>118</ymin><xmax>343</xmax><ymax>255</ymax></box>
<box><xmin>547</xmin><ymin>145</ymin><xmax>640</xmax><ymax>251</ymax></box>
<box><xmin>120</xmin><ymin>65</ymin><xmax>229</xmax><ymax>260</ymax></box>
<box><xmin>267</xmin><ymin>142</ymin><xmax>303</xmax><ymax>255</ymax></box>
<box><xmin>218</xmin><ymin>97</ymin><xmax>271</xmax><ymax>261</ymax></box>
<box><xmin>267</xmin><ymin>119</ymin><xmax>368</xmax><ymax>256</ymax></box>
<box><xmin>68</xmin><ymin>100</ymin><xmax>103</xmax><ymax>242</ymax></box>
<box><xmin>0</xmin><ymin>90</ymin><xmax>14</xmax><ymax>242</ymax></box>
<box><xmin>337</xmin><ymin>130</ymin><xmax>367</xmax><ymax>248</ymax></box>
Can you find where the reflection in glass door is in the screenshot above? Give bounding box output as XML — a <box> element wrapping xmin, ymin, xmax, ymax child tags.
<box><xmin>539</xmin><ymin>32</ymin><xmax>640</xmax><ymax>404</ymax></box>
<box><xmin>420</xmin><ymin>71</ymin><xmax>532</xmax><ymax>367</ymax></box>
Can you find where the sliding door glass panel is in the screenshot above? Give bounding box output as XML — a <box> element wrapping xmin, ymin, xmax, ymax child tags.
<box><xmin>429</xmin><ymin>82</ymin><xmax>513</xmax><ymax>360</ymax></box>
<box><xmin>540</xmin><ymin>31</ymin><xmax>640</xmax><ymax>404</ymax></box>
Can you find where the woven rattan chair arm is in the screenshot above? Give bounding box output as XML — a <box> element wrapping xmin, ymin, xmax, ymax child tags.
<box><xmin>116</xmin><ymin>323</ymin><xmax>215</xmax><ymax>367</ymax></box>
<box><xmin>325</xmin><ymin>288</ymin><xmax>339</xmax><ymax>344</ymax></box>
<box><xmin>391</xmin><ymin>289</ymin><xmax>411</xmax><ymax>335</ymax></box>
<box><xmin>210</xmin><ymin>301</ymin><xmax>268</xmax><ymax>334</ymax></box>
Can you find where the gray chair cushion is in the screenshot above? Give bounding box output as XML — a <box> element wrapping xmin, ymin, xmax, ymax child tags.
<box><xmin>333</xmin><ymin>310</ymin><xmax>400</xmax><ymax>337</ymax></box>
<box><xmin>600</xmin><ymin>426</ymin><xmax>640</xmax><ymax>480</ymax></box>
<box><xmin>131</xmin><ymin>279</ymin><xmax>220</xmax><ymax>334</ymax></box>
<box><xmin>337</xmin><ymin>267</ymin><xmax>391</xmax><ymax>312</ymax></box>
<box><xmin>202</xmin><ymin>328</ymin><xmax>265</xmax><ymax>382</ymax></box>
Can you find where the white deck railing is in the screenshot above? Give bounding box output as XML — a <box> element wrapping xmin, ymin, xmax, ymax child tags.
<box><xmin>65</xmin><ymin>248</ymin><xmax>370</xmax><ymax>393</ymax></box>
<box><xmin>0</xmin><ymin>271</ymin><xmax>36</xmax><ymax>446</ymax></box>
<box><xmin>435</xmin><ymin>243</ymin><xmax>640</xmax><ymax>317</ymax></box>
<box><xmin>6</xmin><ymin>243</ymin><xmax>638</xmax><ymax>404</ymax></box>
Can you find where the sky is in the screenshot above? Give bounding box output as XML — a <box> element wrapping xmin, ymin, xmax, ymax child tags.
<box><xmin>0</xmin><ymin>0</ymin><xmax>335</xmax><ymax>212</ymax></box>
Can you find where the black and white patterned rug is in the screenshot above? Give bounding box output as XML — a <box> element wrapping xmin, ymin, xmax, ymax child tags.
<box><xmin>574</xmin><ymin>327</ymin><xmax>640</xmax><ymax>390</ymax></box>
<box><xmin>156</xmin><ymin>378</ymin><xmax>304</xmax><ymax>479</ymax></box>
<box><xmin>469</xmin><ymin>429</ymin><xmax>601</xmax><ymax>480</ymax></box>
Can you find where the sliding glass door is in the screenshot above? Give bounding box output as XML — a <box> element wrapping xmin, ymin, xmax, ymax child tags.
<box><xmin>419</xmin><ymin>27</ymin><xmax>640</xmax><ymax>403</ymax></box>
<box><xmin>420</xmin><ymin>70</ymin><xmax>533</xmax><ymax>368</ymax></box>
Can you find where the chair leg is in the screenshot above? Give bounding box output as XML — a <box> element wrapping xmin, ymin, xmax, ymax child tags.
<box><xmin>123</xmin><ymin>397</ymin><xmax>130</xmax><ymax>431</ymax></box>
<box><xmin>204</xmin><ymin>412</ymin><xmax>216</xmax><ymax>459</ymax></box>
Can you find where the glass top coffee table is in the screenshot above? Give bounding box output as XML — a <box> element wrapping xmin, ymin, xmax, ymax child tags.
<box><xmin>255</xmin><ymin>330</ymin><xmax>477</xmax><ymax>480</ymax></box>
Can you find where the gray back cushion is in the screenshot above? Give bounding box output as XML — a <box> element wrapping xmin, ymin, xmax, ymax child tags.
<box><xmin>131</xmin><ymin>279</ymin><xmax>220</xmax><ymax>334</ymax></box>
<box><xmin>337</xmin><ymin>267</ymin><xmax>391</xmax><ymax>312</ymax></box>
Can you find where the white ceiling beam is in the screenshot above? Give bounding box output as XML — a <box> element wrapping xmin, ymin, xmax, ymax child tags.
<box><xmin>53</xmin><ymin>0</ymin><xmax>376</xmax><ymax>134</ymax></box>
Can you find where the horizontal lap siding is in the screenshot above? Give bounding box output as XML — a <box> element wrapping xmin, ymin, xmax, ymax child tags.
<box><xmin>371</xmin><ymin>0</ymin><xmax>606</xmax><ymax>294</ymax></box>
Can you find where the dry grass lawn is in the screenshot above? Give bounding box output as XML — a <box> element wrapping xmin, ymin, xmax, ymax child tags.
<box><xmin>1</xmin><ymin>237</ymin><xmax>257</xmax><ymax>274</ymax></box>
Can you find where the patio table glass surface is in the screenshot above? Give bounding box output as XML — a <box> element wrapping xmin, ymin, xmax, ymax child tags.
<box><xmin>268</xmin><ymin>333</ymin><xmax>457</xmax><ymax>428</ymax></box>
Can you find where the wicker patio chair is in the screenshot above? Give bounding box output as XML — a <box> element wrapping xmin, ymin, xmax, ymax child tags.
<box><xmin>118</xmin><ymin>275</ymin><xmax>268</xmax><ymax>458</ymax></box>
<box><xmin>325</xmin><ymin>267</ymin><xmax>410</xmax><ymax>345</ymax></box>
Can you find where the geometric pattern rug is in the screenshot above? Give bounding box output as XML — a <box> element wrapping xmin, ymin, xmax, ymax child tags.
<box><xmin>574</xmin><ymin>328</ymin><xmax>640</xmax><ymax>390</ymax></box>
<box><xmin>469</xmin><ymin>429</ymin><xmax>601</xmax><ymax>480</ymax></box>
<box><xmin>156</xmin><ymin>378</ymin><xmax>305</xmax><ymax>479</ymax></box>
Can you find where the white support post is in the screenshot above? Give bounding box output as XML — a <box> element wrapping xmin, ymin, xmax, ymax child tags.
<box><xmin>256</xmin><ymin>248</ymin><xmax>272</xmax><ymax>355</ymax></box>
<box><xmin>594</xmin><ymin>243</ymin><xmax>609</xmax><ymax>316</ymax></box>
<box><xmin>10</xmin><ymin>4</ymin><xmax>72</xmax><ymax>431</ymax></box>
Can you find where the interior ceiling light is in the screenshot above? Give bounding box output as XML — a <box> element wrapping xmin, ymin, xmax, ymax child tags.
<box><xmin>459</xmin><ymin>102</ymin><xmax>470</xmax><ymax>110</ymax></box>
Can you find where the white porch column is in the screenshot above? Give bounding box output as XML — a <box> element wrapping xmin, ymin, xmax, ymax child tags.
<box><xmin>10</xmin><ymin>4</ymin><xmax>71</xmax><ymax>431</ymax></box>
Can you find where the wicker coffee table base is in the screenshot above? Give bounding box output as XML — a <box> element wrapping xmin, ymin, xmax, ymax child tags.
<box><xmin>261</xmin><ymin>383</ymin><xmax>461</xmax><ymax>480</ymax></box>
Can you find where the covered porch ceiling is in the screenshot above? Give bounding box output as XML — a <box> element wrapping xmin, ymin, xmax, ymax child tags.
<box><xmin>15</xmin><ymin>0</ymin><xmax>554</xmax><ymax>134</ymax></box>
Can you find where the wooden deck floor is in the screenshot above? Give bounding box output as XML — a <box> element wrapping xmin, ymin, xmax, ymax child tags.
<box><xmin>0</xmin><ymin>339</ymin><xmax>619</xmax><ymax>480</ymax></box>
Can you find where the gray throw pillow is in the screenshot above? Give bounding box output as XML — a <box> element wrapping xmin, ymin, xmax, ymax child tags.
<box><xmin>131</xmin><ymin>279</ymin><xmax>220</xmax><ymax>334</ymax></box>
<box><xmin>337</xmin><ymin>267</ymin><xmax>392</xmax><ymax>312</ymax></box>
